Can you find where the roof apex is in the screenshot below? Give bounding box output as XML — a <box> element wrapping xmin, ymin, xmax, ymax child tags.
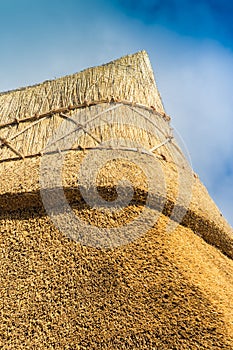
<box><xmin>0</xmin><ymin>51</ymin><xmax>164</xmax><ymax>123</ymax></box>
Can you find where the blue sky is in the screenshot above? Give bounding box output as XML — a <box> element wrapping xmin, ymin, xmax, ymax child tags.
<box><xmin>0</xmin><ymin>0</ymin><xmax>232</xmax><ymax>226</ymax></box>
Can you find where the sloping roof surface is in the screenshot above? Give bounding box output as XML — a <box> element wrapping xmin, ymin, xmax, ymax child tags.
<box><xmin>0</xmin><ymin>51</ymin><xmax>233</xmax><ymax>349</ymax></box>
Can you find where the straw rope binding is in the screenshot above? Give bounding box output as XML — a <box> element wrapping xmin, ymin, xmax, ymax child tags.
<box><xmin>0</xmin><ymin>101</ymin><xmax>174</xmax><ymax>163</ymax></box>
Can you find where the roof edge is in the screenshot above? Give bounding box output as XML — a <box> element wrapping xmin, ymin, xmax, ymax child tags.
<box><xmin>0</xmin><ymin>50</ymin><xmax>149</xmax><ymax>96</ymax></box>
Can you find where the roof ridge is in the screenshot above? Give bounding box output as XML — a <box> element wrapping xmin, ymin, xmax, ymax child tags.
<box><xmin>0</xmin><ymin>50</ymin><xmax>148</xmax><ymax>96</ymax></box>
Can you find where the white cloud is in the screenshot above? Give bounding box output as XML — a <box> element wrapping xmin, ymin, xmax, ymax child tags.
<box><xmin>152</xmin><ymin>37</ymin><xmax>233</xmax><ymax>225</ymax></box>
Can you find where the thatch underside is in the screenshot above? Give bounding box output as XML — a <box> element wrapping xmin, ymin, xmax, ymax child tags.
<box><xmin>0</xmin><ymin>51</ymin><xmax>233</xmax><ymax>349</ymax></box>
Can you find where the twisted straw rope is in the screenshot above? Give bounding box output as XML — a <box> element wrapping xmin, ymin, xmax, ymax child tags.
<box><xmin>0</xmin><ymin>101</ymin><xmax>173</xmax><ymax>162</ymax></box>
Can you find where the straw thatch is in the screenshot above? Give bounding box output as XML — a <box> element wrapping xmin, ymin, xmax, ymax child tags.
<box><xmin>1</xmin><ymin>51</ymin><xmax>233</xmax><ymax>349</ymax></box>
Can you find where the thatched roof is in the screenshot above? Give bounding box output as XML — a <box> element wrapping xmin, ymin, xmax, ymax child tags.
<box><xmin>0</xmin><ymin>51</ymin><xmax>233</xmax><ymax>349</ymax></box>
<box><xmin>0</xmin><ymin>50</ymin><xmax>165</xmax><ymax>164</ymax></box>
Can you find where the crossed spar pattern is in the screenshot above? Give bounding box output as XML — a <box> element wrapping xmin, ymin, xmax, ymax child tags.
<box><xmin>0</xmin><ymin>101</ymin><xmax>179</xmax><ymax>162</ymax></box>
<box><xmin>0</xmin><ymin>97</ymin><xmax>193</xmax><ymax>246</ymax></box>
<box><xmin>38</xmin><ymin>101</ymin><xmax>193</xmax><ymax>247</ymax></box>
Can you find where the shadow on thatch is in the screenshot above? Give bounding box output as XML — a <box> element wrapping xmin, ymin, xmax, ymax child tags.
<box><xmin>1</xmin><ymin>186</ymin><xmax>232</xmax><ymax>259</ymax></box>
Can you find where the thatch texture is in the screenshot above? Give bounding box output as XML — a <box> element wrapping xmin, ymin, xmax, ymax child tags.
<box><xmin>0</xmin><ymin>50</ymin><xmax>163</xmax><ymax>124</ymax></box>
<box><xmin>0</xmin><ymin>51</ymin><xmax>233</xmax><ymax>349</ymax></box>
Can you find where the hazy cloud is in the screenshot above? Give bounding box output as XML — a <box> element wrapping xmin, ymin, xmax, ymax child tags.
<box><xmin>155</xmin><ymin>39</ymin><xmax>233</xmax><ymax>224</ymax></box>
